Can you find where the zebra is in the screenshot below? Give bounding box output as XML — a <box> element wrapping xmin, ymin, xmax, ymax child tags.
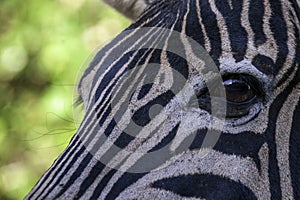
<box><xmin>26</xmin><ymin>0</ymin><xmax>300</xmax><ymax>199</ymax></box>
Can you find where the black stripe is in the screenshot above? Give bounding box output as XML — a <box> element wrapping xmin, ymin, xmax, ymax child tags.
<box><xmin>215</xmin><ymin>0</ymin><xmax>248</xmax><ymax>62</ymax></box>
<box><xmin>200</xmin><ymin>0</ymin><xmax>222</xmax><ymax>66</ymax></box>
<box><xmin>96</xmin><ymin>98</ymin><xmax>112</xmax><ymax>127</ymax></box>
<box><xmin>252</xmin><ymin>54</ymin><xmax>275</xmax><ymax>75</ymax></box>
<box><xmin>152</xmin><ymin>174</ymin><xmax>257</xmax><ymax>199</ymax></box>
<box><xmin>249</xmin><ymin>0</ymin><xmax>267</xmax><ymax>46</ymax></box>
<box><xmin>186</xmin><ymin>0</ymin><xmax>205</xmax><ymax>48</ymax></box>
<box><xmin>269</xmin><ymin>0</ymin><xmax>289</xmax><ymax>74</ymax></box>
<box><xmin>166</xmin><ymin>51</ymin><xmax>189</xmax><ymax>86</ymax></box>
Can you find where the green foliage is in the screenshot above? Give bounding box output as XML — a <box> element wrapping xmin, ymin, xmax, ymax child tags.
<box><xmin>0</xmin><ymin>0</ymin><xmax>129</xmax><ymax>199</ymax></box>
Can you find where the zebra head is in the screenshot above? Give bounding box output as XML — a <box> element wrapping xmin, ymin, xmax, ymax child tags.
<box><xmin>26</xmin><ymin>0</ymin><xmax>300</xmax><ymax>199</ymax></box>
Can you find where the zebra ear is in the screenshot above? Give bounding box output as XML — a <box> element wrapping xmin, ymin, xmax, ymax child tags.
<box><xmin>102</xmin><ymin>0</ymin><xmax>153</xmax><ymax>20</ymax></box>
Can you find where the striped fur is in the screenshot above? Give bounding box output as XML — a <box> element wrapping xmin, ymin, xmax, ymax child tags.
<box><xmin>26</xmin><ymin>0</ymin><xmax>300</xmax><ymax>199</ymax></box>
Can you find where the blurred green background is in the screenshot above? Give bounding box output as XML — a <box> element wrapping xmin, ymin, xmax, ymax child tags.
<box><xmin>0</xmin><ymin>0</ymin><xmax>130</xmax><ymax>199</ymax></box>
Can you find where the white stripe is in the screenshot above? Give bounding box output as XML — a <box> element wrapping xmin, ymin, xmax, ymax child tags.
<box><xmin>208</xmin><ymin>0</ymin><xmax>236</xmax><ymax>67</ymax></box>
<box><xmin>258</xmin><ymin>0</ymin><xmax>278</xmax><ymax>62</ymax></box>
<box><xmin>276</xmin><ymin>83</ymin><xmax>300</xmax><ymax>200</ymax></box>
<box><xmin>241</xmin><ymin>0</ymin><xmax>257</xmax><ymax>60</ymax></box>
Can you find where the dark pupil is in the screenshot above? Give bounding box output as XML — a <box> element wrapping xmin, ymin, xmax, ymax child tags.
<box><xmin>224</xmin><ymin>79</ymin><xmax>254</xmax><ymax>103</ymax></box>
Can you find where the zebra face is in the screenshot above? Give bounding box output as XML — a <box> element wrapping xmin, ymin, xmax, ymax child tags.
<box><xmin>26</xmin><ymin>0</ymin><xmax>300</xmax><ymax>199</ymax></box>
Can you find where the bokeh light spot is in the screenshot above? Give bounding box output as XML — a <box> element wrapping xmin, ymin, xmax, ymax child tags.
<box><xmin>1</xmin><ymin>45</ymin><xmax>28</xmax><ymax>74</ymax></box>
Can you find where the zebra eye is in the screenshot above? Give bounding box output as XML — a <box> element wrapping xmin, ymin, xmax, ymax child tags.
<box><xmin>195</xmin><ymin>74</ymin><xmax>262</xmax><ymax>118</ymax></box>
<box><xmin>224</xmin><ymin>79</ymin><xmax>255</xmax><ymax>103</ymax></box>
